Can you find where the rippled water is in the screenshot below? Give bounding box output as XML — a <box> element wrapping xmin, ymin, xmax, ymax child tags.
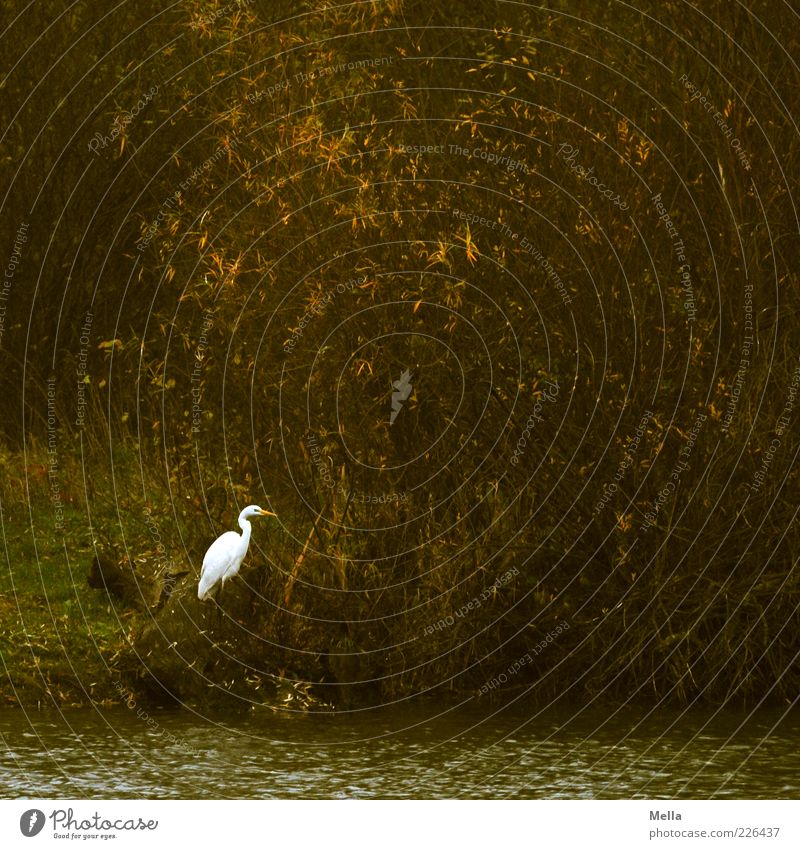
<box><xmin>1</xmin><ymin>701</ymin><xmax>797</xmax><ymax>798</ymax></box>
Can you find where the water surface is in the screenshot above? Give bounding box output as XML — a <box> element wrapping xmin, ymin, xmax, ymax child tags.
<box><xmin>1</xmin><ymin>701</ymin><xmax>797</xmax><ymax>798</ymax></box>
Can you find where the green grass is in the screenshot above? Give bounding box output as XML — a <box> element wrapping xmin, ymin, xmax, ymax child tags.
<box><xmin>0</xmin><ymin>503</ymin><xmax>135</xmax><ymax>708</ymax></box>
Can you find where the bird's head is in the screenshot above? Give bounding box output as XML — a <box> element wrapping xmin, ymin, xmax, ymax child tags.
<box><xmin>240</xmin><ymin>504</ymin><xmax>277</xmax><ymax>520</ymax></box>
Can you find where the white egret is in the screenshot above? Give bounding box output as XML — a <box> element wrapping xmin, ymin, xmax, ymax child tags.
<box><xmin>197</xmin><ymin>505</ymin><xmax>276</xmax><ymax>601</ymax></box>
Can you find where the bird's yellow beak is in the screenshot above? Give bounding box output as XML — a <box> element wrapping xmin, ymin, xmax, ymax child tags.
<box><xmin>258</xmin><ymin>508</ymin><xmax>277</xmax><ymax>517</ymax></box>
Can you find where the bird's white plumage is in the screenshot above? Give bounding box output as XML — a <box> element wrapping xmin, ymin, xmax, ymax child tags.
<box><xmin>197</xmin><ymin>504</ymin><xmax>275</xmax><ymax>601</ymax></box>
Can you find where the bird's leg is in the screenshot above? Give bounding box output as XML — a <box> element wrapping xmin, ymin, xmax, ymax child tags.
<box><xmin>213</xmin><ymin>579</ymin><xmax>226</xmax><ymax>629</ymax></box>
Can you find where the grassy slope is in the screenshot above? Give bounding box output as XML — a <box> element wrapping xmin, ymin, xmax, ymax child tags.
<box><xmin>0</xmin><ymin>503</ymin><xmax>134</xmax><ymax>708</ymax></box>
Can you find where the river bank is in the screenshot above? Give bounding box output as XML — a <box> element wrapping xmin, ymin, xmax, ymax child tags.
<box><xmin>1</xmin><ymin>447</ymin><xmax>797</xmax><ymax>713</ymax></box>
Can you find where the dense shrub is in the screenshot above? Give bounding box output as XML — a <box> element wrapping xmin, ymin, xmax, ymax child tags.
<box><xmin>1</xmin><ymin>1</ymin><xmax>798</xmax><ymax>708</ymax></box>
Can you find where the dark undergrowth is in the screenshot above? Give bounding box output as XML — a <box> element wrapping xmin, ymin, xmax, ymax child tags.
<box><xmin>1</xmin><ymin>1</ymin><xmax>798</xmax><ymax>710</ymax></box>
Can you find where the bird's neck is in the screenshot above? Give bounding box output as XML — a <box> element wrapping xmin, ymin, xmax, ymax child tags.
<box><xmin>238</xmin><ymin>517</ymin><xmax>252</xmax><ymax>543</ymax></box>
